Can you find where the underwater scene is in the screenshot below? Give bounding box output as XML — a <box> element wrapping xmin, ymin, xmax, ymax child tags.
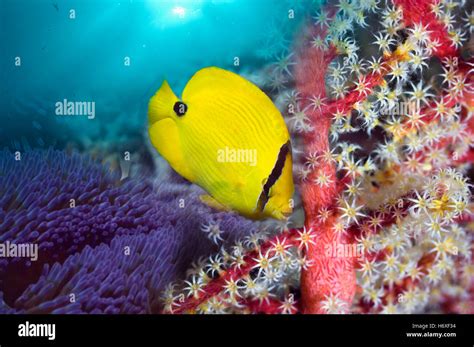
<box><xmin>0</xmin><ymin>0</ymin><xmax>473</xmax><ymax>315</ymax></box>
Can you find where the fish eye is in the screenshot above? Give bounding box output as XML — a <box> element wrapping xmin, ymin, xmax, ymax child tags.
<box><xmin>173</xmin><ymin>101</ymin><xmax>187</xmax><ymax>116</ymax></box>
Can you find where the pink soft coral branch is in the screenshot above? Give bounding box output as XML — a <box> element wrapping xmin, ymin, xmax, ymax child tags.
<box><xmin>294</xmin><ymin>0</ymin><xmax>470</xmax><ymax>313</ymax></box>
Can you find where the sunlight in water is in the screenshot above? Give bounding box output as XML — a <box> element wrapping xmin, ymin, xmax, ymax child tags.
<box><xmin>171</xmin><ymin>6</ymin><xmax>187</xmax><ymax>18</ymax></box>
<box><xmin>147</xmin><ymin>0</ymin><xmax>203</xmax><ymax>27</ymax></box>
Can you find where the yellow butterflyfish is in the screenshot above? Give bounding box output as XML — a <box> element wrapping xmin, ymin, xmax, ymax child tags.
<box><xmin>148</xmin><ymin>67</ymin><xmax>294</xmax><ymax>220</ymax></box>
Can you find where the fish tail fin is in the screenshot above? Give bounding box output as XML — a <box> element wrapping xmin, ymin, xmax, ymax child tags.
<box><xmin>148</xmin><ymin>80</ymin><xmax>179</xmax><ymax>123</ymax></box>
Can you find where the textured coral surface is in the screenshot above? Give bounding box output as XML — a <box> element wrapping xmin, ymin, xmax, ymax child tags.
<box><xmin>0</xmin><ymin>150</ymin><xmax>257</xmax><ymax>313</ymax></box>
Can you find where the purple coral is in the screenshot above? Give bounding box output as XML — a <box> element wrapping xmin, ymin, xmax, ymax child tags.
<box><xmin>0</xmin><ymin>149</ymin><xmax>258</xmax><ymax>313</ymax></box>
<box><xmin>15</xmin><ymin>231</ymin><xmax>176</xmax><ymax>314</ymax></box>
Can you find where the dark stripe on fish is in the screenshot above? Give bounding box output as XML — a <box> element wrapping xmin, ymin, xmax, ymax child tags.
<box><xmin>256</xmin><ymin>140</ymin><xmax>291</xmax><ymax>212</ymax></box>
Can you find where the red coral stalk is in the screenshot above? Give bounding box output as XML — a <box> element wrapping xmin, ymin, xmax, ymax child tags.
<box><xmin>294</xmin><ymin>18</ymin><xmax>357</xmax><ymax>313</ymax></box>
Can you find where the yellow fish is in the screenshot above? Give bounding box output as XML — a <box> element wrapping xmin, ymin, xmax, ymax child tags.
<box><xmin>148</xmin><ymin>67</ymin><xmax>293</xmax><ymax>220</ymax></box>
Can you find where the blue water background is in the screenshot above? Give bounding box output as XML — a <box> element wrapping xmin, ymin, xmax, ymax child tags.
<box><xmin>1</xmin><ymin>0</ymin><xmax>314</xmax><ymax>151</ymax></box>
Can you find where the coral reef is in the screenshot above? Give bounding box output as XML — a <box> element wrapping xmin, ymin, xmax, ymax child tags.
<box><xmin>0</xmin><ymin>149</ymin><xmax>258</xmax><ymax>313</ymax></box>
<box><xmin>167</xmin><ymin>0</ymin><xmax>473</xmax><ymax>314</ymax></box>
<box><xmin>1</xmin><ymin>0</ymin><xmax>472</xmax><ymax>315</ymax></box>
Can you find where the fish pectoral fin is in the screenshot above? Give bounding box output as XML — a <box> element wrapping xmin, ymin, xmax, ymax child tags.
<box><xmin>200</xmin><ymin>195</ymin><xmax>230</xmax><ymax>212</ymax></box>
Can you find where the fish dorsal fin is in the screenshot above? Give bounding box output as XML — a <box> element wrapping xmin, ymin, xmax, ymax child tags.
<box><xmin>182</xmin><ymin>67</ymin><xmax>262</xmax><ymax>102</ymax></box>
<box><xmin>181</xmin><ymin>66</ymin><xmax>289</xmax><ymax>145</ymax></box>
